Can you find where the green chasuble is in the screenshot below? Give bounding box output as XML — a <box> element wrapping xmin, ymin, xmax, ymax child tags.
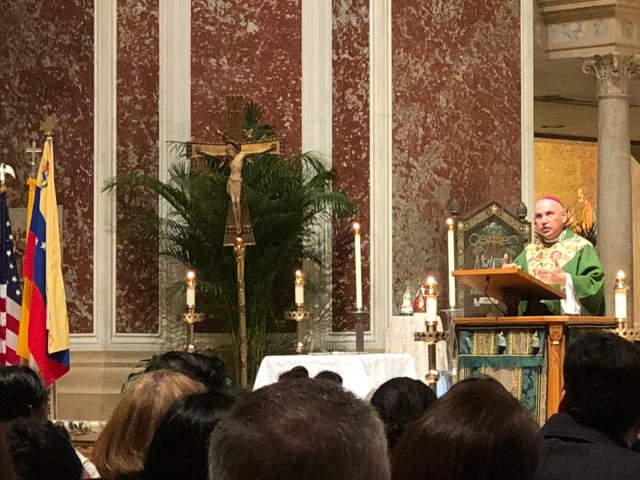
<box><xmin>514</xmin><ymin>229</ymin><xmax>605</xmax><ymax>316</ymax></box>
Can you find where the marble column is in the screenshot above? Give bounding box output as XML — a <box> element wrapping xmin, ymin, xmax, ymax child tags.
<box><xmin>582</xmin><ymin>54</ymin><xmax>640</xmax><ymax>323</ymax></box>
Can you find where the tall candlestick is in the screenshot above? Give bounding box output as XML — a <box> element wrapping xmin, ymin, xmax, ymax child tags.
<box><xmin>446</xmin><ymin>218</ymin><xmax>456</xmax><ymax>308</ymax></box>
<box><xmin>295</xmin><ymin>270</ymin><xmax>305</xmax><ymax>306</ymax></box>
<box><xmin>425</xmin><ymin>276</ymin><xmax>438</xmax><ymax>324</ymax></box>
<box><xmin>353</xmin><ymin>222</ymin><xmax>363</xmax><ymax>309</ymax></box>
<box><xmin>614</xmin><ymin>270</ymin><xmax>628</xmax><ymax>325</ymax></box>
<box><xmin>186</xmin><ymin>270</ymin><xmax>196</xmax><ymax>308</ymax></box>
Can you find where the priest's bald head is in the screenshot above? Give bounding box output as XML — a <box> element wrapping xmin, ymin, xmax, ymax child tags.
<box><xmin>534</xmin><ymin>196</ymin><xmax>568</xmax><ymax>242</ymax></box>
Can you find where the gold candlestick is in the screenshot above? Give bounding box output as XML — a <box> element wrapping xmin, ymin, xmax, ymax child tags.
<box><xmin>285</xmin><ymin>305</ymin><xmax>311</xmax><ymax>354</ymax></box>
<box><xmin>182</xmin><ymin>307</ymin><xmax>205</xmax><ymax>353</ymax></box>
<box><xmin>414</xmin><ymin>277</ymin><xmax>443</xmax><ymax>392</ymax></box>
<box><xmin>234</xmin><ymin>236</ymin><xmax>249</xmax><ymax>388</ymax></box>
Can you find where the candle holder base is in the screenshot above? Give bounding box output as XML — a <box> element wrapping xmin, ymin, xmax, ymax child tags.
<box><xmin>285</xmin><ymin>306</ymin><xmax>311</xmax><ymax>354</ymax></box>
<box><xmin>348</xmin><ymin>307</ymin><xmax>368</xmax><ymax>352</ymax></box>
<box><xmin>182</xmin><ymin>310</ymin><xmax>205</xmax><ymax>353</ymax></box>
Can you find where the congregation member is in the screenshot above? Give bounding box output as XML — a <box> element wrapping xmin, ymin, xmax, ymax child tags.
<box><xmin>314</xmin><ymin>370</ymin><xmax>343</xmax><ymax>385</ymax></box>
<box><xmin>0</xmin><ymin>424</ymin><xmax>18</xmax><ymax>480</ymax></box>
<box><xmin>0</xmin><ymin>365</ymin><xmax>99</xmax><ymax>478</ymax></box>
<box><xmin>4</xmin><ymin>418</ymin><xmax>82</xmax><ymax>480</ymax></box>
<box><xmin>0</xmin><ymin>365</ymin><xmax>48</xmax><ymax>422</ymax></box>
<box><xmin>93</xmin><ymin>370</ymin><xmax>205</xmax><ymax>480</ymax></box>
<box><xmin>143</xmin><ymin>390</ymin><xmax>241</xmax><ymax>480</ymax></box>
<box><xmin>536</xmin><ymin>332</ymin><xmax>640</xmax><ymax>480</ymax></box>
<box><xmin>370</xmin><ymin>377</ymin><xmax>436</xmax><ymax>451</ymax></box>
<box><xmin>392</xmin><ymin>377</ymin><xmax>541</xmax><ymax>480</ymax></box>
<box><xmin>208</xmin><ymin>378</ymin><xmax>391</xmax><ymax>480</ymax></box>
<box><xmin>145</xmin><ymin>351</ymin><xmax>227</xmax><ymax>392</ymax></box>
<box><xmin>504</xmin><ymin>196</ymin><xmax>605</xmax><ymax>315</ymax></box>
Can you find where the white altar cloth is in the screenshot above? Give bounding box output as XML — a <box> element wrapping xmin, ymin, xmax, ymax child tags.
<box><xmin>253</xmin><ymin>353</ymin><xmax>417</xmax><ymax>398</ymax></box>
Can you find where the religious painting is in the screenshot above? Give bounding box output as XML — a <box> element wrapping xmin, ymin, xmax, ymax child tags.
<box><xmin>534</xmin><ymin>138</ymin><xmax>597</xmax><ymax>239</ymax></box>
<box><xmin>456</xmin><ymin>203</ymin><xmax>531</xmax><ymax>317</ymax></box>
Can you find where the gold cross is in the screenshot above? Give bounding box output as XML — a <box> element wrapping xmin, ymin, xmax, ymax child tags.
<box><xmin>25</xmin><ymin>140</ymin><xmax>42</xmax><ymax>179</ymax></box>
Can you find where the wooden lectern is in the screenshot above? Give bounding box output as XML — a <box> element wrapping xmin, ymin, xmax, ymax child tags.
<box><xmin>453</xmin><ymin>268</ymin><xmax>615</xmax><ymax>420</ymax></box>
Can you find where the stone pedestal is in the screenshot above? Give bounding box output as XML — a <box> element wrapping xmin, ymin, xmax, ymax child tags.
<box><xmin>583</xmin><ymin>54</ymin><xmax>640</xmax><ymax>322</ymax></box>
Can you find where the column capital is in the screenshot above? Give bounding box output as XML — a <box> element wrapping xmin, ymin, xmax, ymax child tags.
<box><xmin>582</xmin><ymin>54</ymin><xmax>640</xmax><ymax>97</ymax></box>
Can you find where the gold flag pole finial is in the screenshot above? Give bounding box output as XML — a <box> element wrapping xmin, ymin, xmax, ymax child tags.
<box><xmin>40</xmin><ymin>114</ymin><xmax>59</xmax><ymax>137</ymax></box>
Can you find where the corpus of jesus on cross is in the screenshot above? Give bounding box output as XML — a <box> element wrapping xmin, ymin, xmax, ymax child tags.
<box><xmin>188</xmin><ymin>95</ymin><xmax>281</xmax><ymax>247</ymax></box>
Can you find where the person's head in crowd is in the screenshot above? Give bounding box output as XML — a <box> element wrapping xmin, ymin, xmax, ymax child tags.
<box><xmin>143</xmin><ymin>390</ymin><xmax>241</xmax><ymax>480</ymax></box>
<box><xmin>145</xmin><ymin>351</ymin><xmax>226</xmax><ymax>391</ymax></box>
<box><xmin>94</xmin><ymin>370</ymin><xmax>205</xmax><ymax>480</ymax></box>
<box><xmin>209</xmin><ymin>378</ymin><xmax>391</xmax><ymax>480</ymax></box>
<box><xmin>370</xmin><ymin>377</ymin><xmax>436</xmax><ymax>450</ymax></box>
<box><xmin>4</xmin><ymin>418</ymin><xmax>82</xmax><ymax>480</ymax></box>
<box><xmin>314</xmin><ymin>370</ymin><xmax>343</xmax><ymax>385</ymax></box>
<box><xmin>0</xmin><ymin>365</ymin><xmax>48</xmax><ymax>422</ymax></box>
<box><xmin>392</xmin><ymin>377</ymin><xmax>541</xmax><ymax>480</ymax></box>
<box><xmin>0</xmin><ymin>424</ymin><xmax>18</xmax><ymax>480</ymax></box>
<box><xmin>277</xmin><ymin>365</ymin><xmax>309</xmax><ymax>382</ymax></box>
<box><xmin>563</xmin><ymin>331</ymin><xmax>640</xmax><ymax>445</ymax></box>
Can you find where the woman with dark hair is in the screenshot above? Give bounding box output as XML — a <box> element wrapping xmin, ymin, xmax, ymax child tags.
<box><xmin>0</xmin><ymin>424</ymin><xmax>18</xmax><ymax>480</ymax></box>
<box><xmin>0</xmin><ymin>366</ymin><xmax>48</xmax><ymax>422</ymax></box>
<box><xmin>392</xmin><ymin>377</ymin><xmax>541</xmax><ymax>480</ymax></box>
<box><xmin>370</xmin><ymin>377</ymin><xmax>436</xmax><ymax>451</ymax></box>
<box><xmin>143</xmin><ymin>390</ymin><xmax>241</xmax><ymax>480</ymax></box>
<box><xmin>145</xmin><ymin>351</ymin><xmax>226</xmax><ymax>391</ymax></box>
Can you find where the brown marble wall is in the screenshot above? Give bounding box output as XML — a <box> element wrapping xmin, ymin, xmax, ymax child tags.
<box><xmin>115</xmin><ymin>0</ymin><xmax>160</xmax><ymax>333</ymax></box>
<box><xmin>392</xmin><ymin>0</ymin><xmax>522</xmax><ymax>310</ymax></box>
<box><xmin>191</xmin><ymin>0</ymin><xmax>302</xmax><ymax>151</ymax></box>
<box><xmin>0</xmin><ymin>0</ymin><xmax>94</xmax><ymax>333</ymax></box>
<box><xmin>331</xmin><ymin>0</ymin><xmax>370</xmax><ymax>331</ymax></box>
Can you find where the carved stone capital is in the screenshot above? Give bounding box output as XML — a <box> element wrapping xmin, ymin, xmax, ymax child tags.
<box><xmin>582</xmin><ymin>54</ymin><xmax>640</xmax><ymax>98</ymax></box>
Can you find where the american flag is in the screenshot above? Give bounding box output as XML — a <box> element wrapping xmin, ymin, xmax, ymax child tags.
<box><xmin>0</xmin><ymin>190</ymin><xmax>22</xmax><ymax>365</ymax></box>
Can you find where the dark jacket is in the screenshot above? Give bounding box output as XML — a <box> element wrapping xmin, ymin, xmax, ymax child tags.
<box><xmin>536</xmin><ymin>413</ymin><xmax>640</xmax><ymax>480</ymax></box>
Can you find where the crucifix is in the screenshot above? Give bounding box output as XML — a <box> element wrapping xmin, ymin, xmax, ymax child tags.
<box><xmin>25</xmin><ymin>140</ymin><xmax>42</xmax><ymax>179</ymax></box>
<box><xmin>188</xmin><ymin>95</ymin><xmax>281</xmax><ymax>388</ymax></box>
<box><xmin>190</xmin><ymin>95</ymin><xmax>281</xmax><ymax>246</ymax></box>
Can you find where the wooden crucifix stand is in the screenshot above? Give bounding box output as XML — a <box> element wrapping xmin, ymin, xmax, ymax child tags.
<box><xmin>188</xmin><ymin>96</ymin><xmax>281</xmax><ymax>388</ymax></box>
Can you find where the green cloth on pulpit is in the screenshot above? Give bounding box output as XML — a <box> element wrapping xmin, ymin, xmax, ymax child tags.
<box><xmin>458</xmin><ymin>328</ymin><xmax>547</xmax><ymax>423</ymax></box>
<box><xmin>514</xmin><ymin>229</ymin><xmax>605</xmax><ymax>316</ymax></box>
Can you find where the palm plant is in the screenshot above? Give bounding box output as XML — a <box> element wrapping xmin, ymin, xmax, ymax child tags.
<box><xmin>104</xmin><ymin>103</ymin><xmax>355</xmax><ymax>384</ymax></box>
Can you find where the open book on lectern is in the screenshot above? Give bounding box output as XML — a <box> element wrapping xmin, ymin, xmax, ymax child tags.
<box><xmin>452</xmin><ymin>267</ymin><xmax>565</xmax><ymax>316</ymax></box>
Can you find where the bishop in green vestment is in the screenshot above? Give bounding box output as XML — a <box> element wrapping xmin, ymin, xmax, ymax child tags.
<box><xmin>508</xmin><ymin>196</ymin><xmax>605</xmax><ymax>316</ymax></box>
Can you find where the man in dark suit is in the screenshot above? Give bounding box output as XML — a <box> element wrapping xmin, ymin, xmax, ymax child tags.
<box><xmin>536</xmin><ymin>331</ymin><xmax>640</xmax><ymax>480</ymax></box>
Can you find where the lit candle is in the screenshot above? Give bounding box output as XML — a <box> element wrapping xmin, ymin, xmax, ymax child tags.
<box><xmin>186</xmin><ymin>270</ymin><xmax>196</xmax><ymax>308</ymax></box>
<box><xmin>614</xmin><ymin>270</ymin><xmax>628</xmax><ymax>320</ymax></box>
<box><xmin>295</xmin><ymin>270</ymin><xmax>305</xmax><ymax>306</ymax></box>
<box><xmin>425</xmin><ymin>276</ymin><xmax>438</xmax><ymax>323</ymax></box>
<box><xmin>446</xmin><ymin>218</ymin><xmax>456</xmax><ymax>308</ymax></box>
<box><xmin>353</xmin><ymin>222</ymin><xmax>363</xmax><ymax>310</ymax></box>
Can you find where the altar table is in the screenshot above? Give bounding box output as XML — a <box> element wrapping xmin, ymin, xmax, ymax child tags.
<box><xmin>253</xmin><ymin>353</ymin><xmax>417</xmax><ymax>398</ymax></box>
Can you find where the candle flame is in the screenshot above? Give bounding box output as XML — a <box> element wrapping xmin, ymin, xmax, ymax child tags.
<box><xmin>446</xmin><ymin>218</ymin><xmax>454</xmax><ymax>226</ymax></box>
<box><xmin>426</xmin><ymin>276</ymin><xmax>436</xmax><ymax>286</ymax></box>
<box><xmin>186</xmin><ymin>270</ymin><xmax>196</xmax><ymax>281</ymax></box>
<box><xmin>352</xmin><ymin>222</ymin><xmax>360</xmax><ymax>233</ymax></box>
<box><xmin>295</xmin><ymin>270</ymin><xmax>304</xmax><ymax>283</ymax></box>
<box><xmin>617</xmin><ymin>270</ymin><xmax>626</xmax><ymax>280</ymax></box>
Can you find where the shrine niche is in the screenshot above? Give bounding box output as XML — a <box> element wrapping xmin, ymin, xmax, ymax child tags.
<box><xmin>455</xmin><ymin>202</ymin><xmax>531</xmax><ymax>317</ymax></box>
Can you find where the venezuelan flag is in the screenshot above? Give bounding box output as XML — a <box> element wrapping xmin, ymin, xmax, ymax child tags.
<box><xmin>18</xmin><ymin>136</ymin><xmax>69</xmax><ymax>384</ymax></box>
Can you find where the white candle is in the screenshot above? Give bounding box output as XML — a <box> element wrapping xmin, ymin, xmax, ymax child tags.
<box><xmin>353</xmin><ymin>222</ymin><xmax>363</xmax><ymax>309</ymax></box>
<box><xmin>447</xmin><ymin>218</ymin><xmax>456</xmax><ymax>308</ymax></box>
<box><xmin>295</xmin><ymin>270</ymin><xmax>304</xmax><ymax>305</ymax></box>
<box><xmin>615</xmin><ymin>271</ymin><xmax>627</xmax><ymax>319</ymax></box>
<box><xmin>186</xmin><ymin>271</ymin><xmax>196</xmax><ymax>308</ymax></box>
<box><xmin>426</xmin><ymin>276</ymin><xmax>438</xmax><ymax>323</ymax></box>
